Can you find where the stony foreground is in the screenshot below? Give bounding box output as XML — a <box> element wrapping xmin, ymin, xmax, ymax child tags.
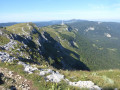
<box><xmin>0</xmin><ymin>67</ymin><xmax>33</xmax><ymax>90</ymax></box>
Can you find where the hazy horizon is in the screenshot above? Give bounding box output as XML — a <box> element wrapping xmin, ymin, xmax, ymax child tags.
<box><xmin>1</xmin><ymin>0</ymin><xmax>120</xmax><ymax>23</ymax></box>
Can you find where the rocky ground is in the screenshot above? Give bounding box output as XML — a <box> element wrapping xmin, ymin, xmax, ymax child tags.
<box><xmin>0</xmin><ymin>67</ymin><xmax>33</xmax><ymax>90</ymax></box>
<box><xmin>18</xmin><ymin>61</ymin><xmax>101</xmax><ymax>90</ymax></box>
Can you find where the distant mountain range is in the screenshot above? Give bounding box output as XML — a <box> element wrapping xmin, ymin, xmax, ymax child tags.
<box><xmin>0</xmin><ymin>19</ymin><xmax>87</xmax><ymax>27</ymax></box>
<box><xmin>0</xmin><ymin>22</ymin><xmax>17</xmax><ymax>27</ymax></box>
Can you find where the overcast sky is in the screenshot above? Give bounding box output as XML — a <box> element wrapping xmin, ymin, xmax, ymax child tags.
<box><xmin>0</xmin><ymin>0</ymin><xmax>120</xmax><ymax>23</ymax></box>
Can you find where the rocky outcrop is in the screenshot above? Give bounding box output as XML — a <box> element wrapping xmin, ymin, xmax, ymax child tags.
<box><xmin>0</xmin><ymin>52</ymin><xmax>16</xmax><ymax>62</ymax></box>
<box><xmin>41</xmin><ymin>31</ymin><xmax>48</xmax><ymax>41</ymax></box>
<box><xmin>68</xmin><ymin>81</ymin><xmax>101</xmax><ymax>90</ymax></box>
<box><xmin>18</xmin><ymin>61</ymin><xmax>38</xmax><ymax>74</ymax></box>
<box><xmin>2</xmin><ymin>40</ymin><xmax>17</xmax><ymax>50</ymax></box>
<box><xmin>46</xmin><ymin>72</ymin><xmax>64</xmax><ymax>83</ymax></box>
<box><xmin>17</xmin><ymin>61</ymin><xmax>101</xmax><ymax>89</ymax></box>
<box><xmin>39</xmin><ymin>69</ymin><xmax>64</xmax><ymax>83</ymax></box>
<box><xmin>39</xmin><ymin>69</ymin><xmax>54</xmax><ymax>76</ymax></box>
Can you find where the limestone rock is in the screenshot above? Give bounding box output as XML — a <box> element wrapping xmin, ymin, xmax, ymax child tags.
<box><xmin>69</xmin><ymin>81</ymin><xmax>101</xmax><ymax>90</ymax></box>
<box><xmin>46</xmin><ymin>72</ymin><xmax>64</xmax><ymax>83</ymax></box>
<box><xmin>39</xmin><ymin>69</ymin><xmax>54</xmax><ymax>76</ymax></box>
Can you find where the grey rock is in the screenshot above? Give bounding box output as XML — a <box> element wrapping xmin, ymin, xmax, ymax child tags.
<box><xmin>46</xmin><ymin>72</ymin><xmax>64</xmax><ymax>83</ymax></box>
<box><xmin>39</xmin><ymin>69</ymin><xmax>54</xmax><ymax>76</ymax></box>
<box><xmin>69</xmin><ymin>81</ymin><xmax>101</xmax><ymax>90</ymax></box>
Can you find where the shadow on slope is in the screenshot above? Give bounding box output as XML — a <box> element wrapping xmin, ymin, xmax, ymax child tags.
<box><xmin>0</xmin><ymin>73</ymin><xmax>4</xmax><ymax>85</ymax></box>
<box><xmin>3</xmin><ymin>28</ymin><xmax>89</xmax><ymax>71</ymax></box>
<box><xmin>40</xmin><ymin>32</ymin><xmax>90</xmax><ymax>71</ymax></box>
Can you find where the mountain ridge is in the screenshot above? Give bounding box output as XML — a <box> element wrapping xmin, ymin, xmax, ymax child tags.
<box><xmin>0</xmin><ymin>21</ymin><xmax>120</xmax><ymax>71</ymax></box>
<box><xmin>1</xmin><ymin>22</ymin><xmax>120</xmax><ymax>89</ymax></box>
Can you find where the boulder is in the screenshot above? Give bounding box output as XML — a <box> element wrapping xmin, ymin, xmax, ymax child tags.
<box><xmin>46</xmin><ymin>72</ymin><xmax>64</xmax><ymax>83</ymax></box>
<box><xmin>39</xmin><ymin>69</ymin><xmax>54</xmax><ymax>76</ymax></box>
<box><xmin>69</xmin><ymin>81</ymin><xmax>101</xmax><ymax>90</ymax></box>
<box><xmin>18</xmin><ymin>61</ymin><xmax>38</xmax><ymax>74</ymax></box>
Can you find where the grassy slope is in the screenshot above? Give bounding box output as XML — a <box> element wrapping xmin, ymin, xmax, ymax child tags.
<box><xmin>40</xmin><ymin>24</ymin><xmax>120</xmax><ymax>71</ymax></box>
<box><xmin>60</xmin><ymin>69</ymin><xmax>120</xmax><ymax>89</ymax></box>
<box><xmin>40</xmin><ymin>25</ymin><xmax>77</xmax><ymax>56</ymax></box>
<box><xmin>6</xmin><ymin>23</ymin><xmax>34</xmax><ymax>35</ymax></box>
<box><xmin>67</xmin><ymin>22</ymin><xmax>120</xmax><ymax>70</ymax></box>
<box><xmin>0</xmin><ymin>62</ymin><xmax>82</xmax><ymax>90</ymax></box>
<box><xmin>0</xmin><ymin>36</ymin><xmax>10</xmax><ymax>46</ymax></box>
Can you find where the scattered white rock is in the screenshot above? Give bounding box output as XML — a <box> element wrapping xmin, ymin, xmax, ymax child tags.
<box><xmin>65</xmin><ymin>28</ymin><xmax>68</xmax><ymax>31</ymax></box>
<box><xmin>75</xmin><ymin>28</ymin><xmax>78</xmax><ymax>31</ymax></box>
<box><xmin>86</xmin><ymin>27</ymin><xmax>95</xmax><ymax>32</ymax></box>
<box><xmin>98</xmin><ymin>22</ymin><xmax>102</xmax><ymax>24</ymax></box>
<box><xmin>104</xmin><ymin>33</ymin><xmax>111</xmax><ymax>38</ymax></box>
<box><xmin>36</xmin><ymin>38</ymin><xmax>41</xmax><ymax>46</ymax></box>
<box><xmin>41</xmin><ymin>31</ymin><xmax>48</xmax><ymax>41</ymax></box>
<box><xmin>69</xmin><ymin>81</ymin><xmax>101</xmax><ymax>90</ymax></box>
<box><xmin>2</xmin><ymin>58</ymin><xmax>101</xmax><ymax>89</ymax></box>
<box><xmin>18</xmin><ymin>61</ymin><xmax>38</xmax><ymax>74</ymax></box>
<box><xmin>39</xmin><ymin>69</ymin><xmax>53</xmax><ymax>76</ymax></box>
<box><xmin>0</xmin><ymin>52</ymin><xmax>16</xmax><ymax>62</ymax></box>
<box><xmin>1</xmin><ymin>39</ymin><xmax>17</xmax><ymax>50</ymax></box>
<box><xmin>46</xmin><ymin>72</ymin><xmax>64</xmax><ymax>83</ymax></box>
<box><xmin>73</xmin><ymin>41</ymin><xmax>78</xmax><ymax>48</ymax></box>
<box><xmin>0</xmin><ymin>30</ymin><xmax>3</xmax><ymax>35</ymax></box>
